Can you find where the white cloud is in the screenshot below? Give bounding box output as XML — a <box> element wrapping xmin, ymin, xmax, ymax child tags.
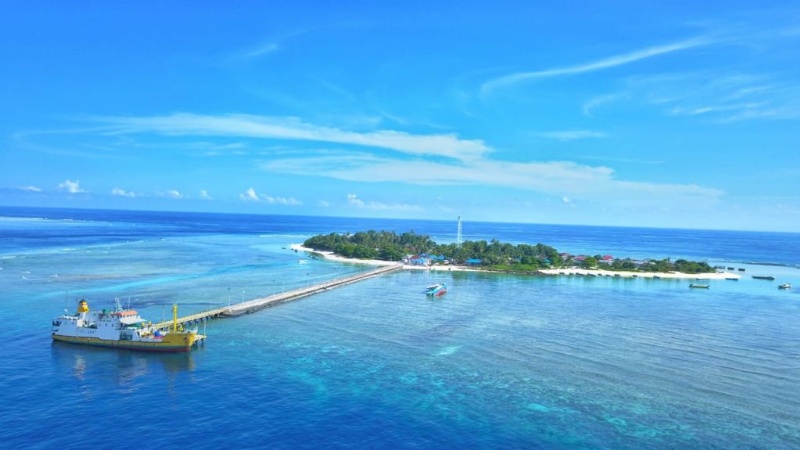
<box><xmin>240</xmin><ymin>188</ymin><xmax>260</xmax><ymax>202</ymax></box>
<box><xmin>346</xmin><ymin>193</ymin><xmax>423</xmax><ymax>212</ymax></box>
<box><xmin>93</xmin><ymin>113</ymin><xmax>490</xmax><ymax>162</ymax></box>
<box><xmin>20</xmin><ymin>185</ymin><xmax>42</xmax><ymax>192</ymax></box>
<box><xmin>346</xmin><ymin>193</ymin><xmax>365</xmax><ymax>207</ymax></box>
<box><xmin>57</xmin><ymin>179</ymin><xmax>86</xmax><ymax>194</ymax></box>
<box><xmin>481</xmin><ymin>37</ymin><xmax>713</xmax><ymax>97</ymax></box>
<box><xmin>166</xmin><ymin>190</ymin><xmax>183</xmax><ymax>199</ymax></box>
<box><xmin>199</xmin><ymin>190</ymin><xmax>212</xmax><ymax>200</ymax></box>
<box><xmin>239</xmin><ymin>187</ymin><xmax>302</xmax><ymax>205</ymax></box>
<box><xmin>264</xmin><ymin>195</ymin><xmax>302</xmax><ymax>205</ymax></box>
<box><xmin>111</xmin><ymin>187</ymin><xmax>136</xmax><ymax>198</ymax></box>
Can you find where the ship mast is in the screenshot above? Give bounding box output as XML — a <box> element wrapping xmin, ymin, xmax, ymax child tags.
<box><xmin>172</xmin><ymin>304</ymin><xmax>179</xmax><ymax>332</ymax></box>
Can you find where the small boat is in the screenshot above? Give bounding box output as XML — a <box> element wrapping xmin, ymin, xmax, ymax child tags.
<box><xmin>752</xmin><ymin>275</ymin><xmax>775</xmax><ymax>281</ymax></box>
<box><xmin>778</xmin><ymin>283</ymin><xmax>791</xmax><ymax>290</ymax></box>
<box><xmin>52</xmin><ymin>299</ymin><xmax>205</xmax><ymax>352</ymax></box>
<box><xmin>689</xmin><ymin>283</ymin><xmax>710</xmax><ymax>289</ymax></box>
<box><xmin>425</xmin><ymin>283</ymin><xmax>447</xmax><ymax>297</ymax></box>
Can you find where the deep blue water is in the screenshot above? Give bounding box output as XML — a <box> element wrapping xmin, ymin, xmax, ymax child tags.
<box><xmin>1</xmin><ymin>207</ymin><xmax>799</xmax><ymax>449</ymax></box>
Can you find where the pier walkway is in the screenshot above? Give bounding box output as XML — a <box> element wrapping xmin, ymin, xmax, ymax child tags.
<box><xmin>150</xmin><ymin>307</ymin><xmax>228</xmax><ymax>330</ymax></box>
<box><xmin>224</xmin><ymin>263</ymin><xmax>403</xmax><ymax>316</ymax></box>
<box><xmin>150</xmin><ymin>263</ymin><xmax>403</xmax><ymax>329</ymax></box>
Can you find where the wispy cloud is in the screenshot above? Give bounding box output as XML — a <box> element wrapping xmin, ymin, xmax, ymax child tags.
<box><xmin>627</xmin><ymin>72</ymin><xmax>800</xmax><ymax>122</ymax></box>
<box><xmin>92</xmin><ymin>113</ymin><xmax>490</xmax><ymax>162</ymax></box>
<box><xmin>58</xmin><ymin>179</ymin><xmax>86</xmax><ymax>194</ymax></box>
<box><xmin>239</xmin><ymin>188</ymin><xmax>302</xmax><ymax>205</ymax></box>
<box><xmin>231</xmin><ymin>28</ymin><xmax>314</xmax><ymax>62</ymax></box>
<box><xmin>20</xmin><ymin>185</ymin><xmax>42</xmax><ymax>192</ymax></box>
<box><xmin>240</xmin><ymin>42</ymin><xmax>279</xmax><ymax>60</ymax></box>
<box><xmin>582</xmin><ymin>93</ymin><xmax>628</xmax><ymax>117</ymax></box>
<box><xmin>260</xmin><ymin>152</ymin><xmax>723</xmax><ymax>204</ymax></box>
<box><xmin>346</xmin><ymin>193</ymin><xmax>423</xmax><ymax>212</ymax></box>
<box><xmin>61</xmin><ymin>110</ymin><xmax>723</xmax><ymax>208</ymax></box>
<box><xmin>667</xmin><ymin>102</ymin><xmax>766</xmax><ymax>117</ymax></box>
<box><xmin>481</xmin><ymin>37</ymin><xmax>712</xmax><ymax>97</ymax></box>
<box><xmin>536</xmin><ymin>130</ymin><xmax>608</xmax><ymax>141</ymax></box>
<box><xmin>199</xmin><ymin>190</ymin><xmax>212</xmax><ymax>200</ymax></box>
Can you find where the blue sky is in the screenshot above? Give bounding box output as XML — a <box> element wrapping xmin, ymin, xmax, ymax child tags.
<box><xmin>2</xmin><ymin>1</ymin><xmax>799</xmax><ymax>232</ymax></box>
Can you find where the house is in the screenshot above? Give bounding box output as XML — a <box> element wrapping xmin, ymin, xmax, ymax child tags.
<box><xmin>406</xmin><ymin>255</ymin><xmax>430</xmax><ymax>266</ymax></box>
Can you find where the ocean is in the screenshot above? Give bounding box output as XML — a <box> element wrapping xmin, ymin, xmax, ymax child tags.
<box><xmin>1</xmin><ymin>206</ymin><xmax>798</xmax><ymax>449</ymax></box>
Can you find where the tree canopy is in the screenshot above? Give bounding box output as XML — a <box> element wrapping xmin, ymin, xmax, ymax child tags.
<box><xmin>303</xmin><ymin>230</ymin><xmax>714</xmax><ymax>274</ymax></box>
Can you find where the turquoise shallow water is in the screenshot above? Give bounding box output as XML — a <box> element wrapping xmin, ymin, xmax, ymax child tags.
<box><xmin>1</xmin><ymin>208</ymin><xmax>799</xmax><ymax>449</ymax></box>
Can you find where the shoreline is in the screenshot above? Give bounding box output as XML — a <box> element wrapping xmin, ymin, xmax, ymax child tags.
<box><xmin>537</xmin><ymin>268</ymin><xmax>739</xmax><ymax>280</ymax></box>
<box><xmin>291</xmin><ymin>244</ymin><xmax>741</xmax><ymax>280</ymax></box>
<box><xmin>292</xmin><ymin>244</ymin><xmax>482</xmax><ymax>272</ymax></box>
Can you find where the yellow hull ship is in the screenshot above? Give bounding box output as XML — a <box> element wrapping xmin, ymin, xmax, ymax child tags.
<box><xmin>52</xmin><ymin>299</ymin><xmax>205</xmax><ymax>353</ymax></box>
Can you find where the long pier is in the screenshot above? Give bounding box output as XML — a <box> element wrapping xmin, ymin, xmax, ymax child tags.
<box><xmin>150</xmin><ymin>263</ymin><xmax>403</xmax><ymax>329</ymax></box>
<box><xmin>150</xmin><ymin>307</ymin><xmax>229</xmax><ymax>330</ymax></box>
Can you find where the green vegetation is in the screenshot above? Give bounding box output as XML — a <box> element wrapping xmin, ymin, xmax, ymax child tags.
<box><xmin>303</xmin><ymin>231</ymin><xmax>433</xmax><ymax>261</ymax></box>
<box><xmin>303</xmin><ymin>230</ymin><xmax>715</xmax><ymax>274</ymax></box>
<box><xmin>568</xmin><ymin>254</ymin><xmax>713</xmax><ymax>274</ymax></box>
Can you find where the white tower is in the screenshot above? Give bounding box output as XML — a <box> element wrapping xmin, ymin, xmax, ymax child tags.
<box><xmin>457</xmin><ymin>216</ymin><xmax>462</xmax><ymax>248</ymax></box>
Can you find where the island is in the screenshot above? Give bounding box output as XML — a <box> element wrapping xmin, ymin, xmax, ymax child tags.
<box><xmin>299</xmin><ymin>230</ymin><xmax>737</xmax><ymax>280</ymax></box>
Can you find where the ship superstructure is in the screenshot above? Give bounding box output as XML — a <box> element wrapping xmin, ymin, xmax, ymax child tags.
<box><xmin>52</xmin><ymin>299</ymin><xmax>204</xmax><ymax>352</ymax></box>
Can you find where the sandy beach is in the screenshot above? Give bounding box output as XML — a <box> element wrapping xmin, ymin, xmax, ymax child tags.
<box><xmin>537</xmin><ymin>267</ymin><xmax>740</xmax><ymax>280</ymax></box>
<box><xmin>292</xmin><ymin>244</ymin><xmax>481</xmax><ymax>272</ymax></box>
<box><xmin>292</xmin><ymin>244</ymin><xmax>740</xmax><ymax>279</ymax></box>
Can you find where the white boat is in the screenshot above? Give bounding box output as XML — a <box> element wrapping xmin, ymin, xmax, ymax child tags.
<box><xmin>778</xmin><ymin>283</ymin><xmax>791</xmax><ymax>290</ymax></box>
<box><xmin>52</xmin><ymin>299</ymin><xmax>205</xmax><ymax>352</ymax></box>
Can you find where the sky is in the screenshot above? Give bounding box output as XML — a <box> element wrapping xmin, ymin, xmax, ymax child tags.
<box><xmin>1</xmin><ymin>1</ymin><xmax>799</xmax><ymax>232</ymax></box>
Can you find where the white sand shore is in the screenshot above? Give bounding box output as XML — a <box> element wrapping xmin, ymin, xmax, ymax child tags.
<box><xmin>291</xmin><ymin>244</ymin><xmax>740</xmax><ymax>279</ymax></box>
<box><xmin>291</xmin><ymin>244</ymin><xmax>481</xmax><ymax>272</ymax></box>
<box><xmin>537</xmin><ymin>268</ymin><xmax>741</xmax><ymax>280</ymax></box>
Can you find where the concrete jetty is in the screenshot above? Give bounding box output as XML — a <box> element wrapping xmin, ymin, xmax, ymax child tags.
<box><xmin>224</xmin><ymin>263</ymin><xmax>403</xmax><ymax>316</ymax></box>
<box><xmin>151</xmin><ymin>263</ymin><xmax>403</xmax><ymax>328</ymax></box>
<box><xmin>149</xmin><ymin>307</ymin><xmax>228</xmax><ymax>330</ymax></box>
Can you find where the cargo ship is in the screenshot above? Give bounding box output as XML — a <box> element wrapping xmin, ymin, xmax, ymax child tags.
<box><xmin>51</xmin><ymin>299</ymin><xmax>205</xmax><ymax>352</ymax></box>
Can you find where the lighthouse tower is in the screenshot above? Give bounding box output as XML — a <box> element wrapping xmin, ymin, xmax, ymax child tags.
<box><xmin>457</xmin><ymin>216</ymin><xmax>462</xmax><ymax>248</ymax></box>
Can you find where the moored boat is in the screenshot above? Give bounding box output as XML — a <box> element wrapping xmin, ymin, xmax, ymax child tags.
<box><xmin>778</xmin><ymin>283</ymin><xmax>791</xmax><ymax>290</ymax></box>
<box><xmin>752</xmin><ymin>275</ymin><xmax>775</xmax><ymax>281</ymax></box>
<box><xmin>689</xmin><ymin>283</ymin><xmax>710</xmax><ymax>289</ymax></box>
<box><xmin>425</xmin><ymin>283</ymin><xmax>447</xmax><ymax>296</ymax></box>
<box><xmin>52</xmin><ymin>299</ymin><xmax>205</xmax><ymax>352</ymax></box>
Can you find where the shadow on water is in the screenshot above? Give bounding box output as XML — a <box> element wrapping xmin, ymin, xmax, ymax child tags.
<box><xmin>51</xmin><ymin>341</ymin><xmax>198</xmax><ymax>384</ymax></box>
